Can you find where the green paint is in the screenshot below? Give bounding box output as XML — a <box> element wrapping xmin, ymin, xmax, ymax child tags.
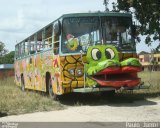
<box><xmin>86</xmin><ymin>45</ymin><xmax>120</xmax><ymax>75</ymax></box>
<box><xmin>121</xmin><ymin>58</ymin><xmax>141</xmax><ymax>67</ymax></box>
<box><xmin>85</xmin><ymin>45</ymin><xmax>141</xmax><ymax>87</ymax></box>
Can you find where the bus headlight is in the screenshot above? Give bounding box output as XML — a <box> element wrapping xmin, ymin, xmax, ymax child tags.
<box><xmin>69</xmin><ymin>69</ymin><xmax>75</xmax><ymax>76</ymax></box>
<box><xmin>68</xmin><ymin>68</ymin><xmax>83</xmax><ymax>77</ymax></box>
<box><xmin>76</xmin><ymin>68</ymin><xmax>83</xmax><ymax>76</ymax></box>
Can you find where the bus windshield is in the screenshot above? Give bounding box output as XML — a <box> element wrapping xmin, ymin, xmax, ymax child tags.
<box><xmin>61</xmin><ymin>17</ymin><xmax>100</xmax><ymax>53</ymax></box>
<box><xmin>101</xmin><ymin>17</ymin><xmax>134</xmax><ymax>51</ymax></box>
<box><xmin>61</xmin><ymin>16</ymin><xmax>135</xmax><ymax>54</ymax></box>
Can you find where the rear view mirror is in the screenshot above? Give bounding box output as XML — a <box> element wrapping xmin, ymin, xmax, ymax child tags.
<box><xmin>54</xmin><ymin>21</ymin><xmax>61</xmax><ymax>36</ymax></box>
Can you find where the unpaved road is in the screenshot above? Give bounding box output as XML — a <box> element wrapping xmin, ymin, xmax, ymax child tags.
<box><xmin>0</xmin><ymin>98</ymin><xmax>160</xmax><ymax>122</ymax></box>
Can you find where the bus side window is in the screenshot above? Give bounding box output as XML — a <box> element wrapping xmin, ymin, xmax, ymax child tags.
<box><xmin>37</xmin><ymin>31</ymin><xmax>43</xmax><ymax>52</ymax></box>
<box><xmin>29</xmin><ymin>35</ymin><xmax>36</xmax><ymax>54</ymax></box>
<box><xmin>53</xmin><ymin>21</ymin><xmax>61</xmax><ymax>55</ymax></box>
<box><xmin>44</xmin><ymin>25</ymin><xmax>53</xmax><ymax>49</ymax></box>
<box><xmin>15</xmin><ymin>45</ymin><xmax>19</xmax><ymax>59</ymax></box>
<box><xmin>53</xmin><ymin>35</ymin><xmax>59</xmax><ymax>55</ymax></box>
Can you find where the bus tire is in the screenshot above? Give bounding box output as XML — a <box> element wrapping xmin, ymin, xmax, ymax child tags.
<box><xmin>21</xmin><ymin>75</ymin><xmax>25</xmax><ymax>91</ymax></box>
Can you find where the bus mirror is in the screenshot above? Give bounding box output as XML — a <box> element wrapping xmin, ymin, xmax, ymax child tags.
<box><xmin>54</xmin><ymin>21</ymin><xmax>61</xmax><ymax>36</ymax></box>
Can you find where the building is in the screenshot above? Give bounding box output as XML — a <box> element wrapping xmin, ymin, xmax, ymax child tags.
<box><xmin>0</xmin><ymin>64</ymin><xmax>14</xmax><ymax>79</ymax></box>
<box><xmin>139</xmin><ymin>52</ymin><xmax>160</xmax><ymax>71</ymax></box>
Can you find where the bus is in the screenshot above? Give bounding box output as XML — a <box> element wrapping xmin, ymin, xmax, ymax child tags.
<box><xmin>14</xmin><ymin>12</ymin><xmax>142</xmax><ymax>99</ymax></box>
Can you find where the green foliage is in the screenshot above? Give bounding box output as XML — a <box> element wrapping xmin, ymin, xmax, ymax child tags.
<box><xmin>0</xmin><ymin>41</ymin><xmax>7</xmax><ymax>56</ymax></box>
<box><xmin>0</xmin><ymin>51</ymin><xmax>15</xmax><ymax>64</ymax></box>
<box><xmin>117</xmin><ymin>0</ymin><xmax>160</xmax><ymax>51</ymax></box>
<box><xmin>0</xmin><ymin>41</ymin><xmax>14</xmax><ymax>64</ymax></box>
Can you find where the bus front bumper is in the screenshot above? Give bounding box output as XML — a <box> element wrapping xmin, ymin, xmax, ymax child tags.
<box><xmin>73</xmin><ymin>82</ymin><xmax>150</xmax><ymax>93</ymax></box>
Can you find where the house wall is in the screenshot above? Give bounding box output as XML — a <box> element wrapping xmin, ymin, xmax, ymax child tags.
<box><xmin>0</xmin><ymin>69</ymin><xmax>14</xmax><ymax>79</ymax></box>
<box><xmin>139</xmin><ymin>53</ymin><xmax>160</xmax><ymax>71</ymax></box>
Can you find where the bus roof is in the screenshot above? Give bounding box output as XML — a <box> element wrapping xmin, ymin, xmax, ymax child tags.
<box><xmin>16</xmin><ymin>12</ymin><xmax>132</xmax><ymax>46</ymax></box>
<box><xmin>61</xmin><ymin>12</ymin><xmax>132</xmax><ymax>18</ymax></box>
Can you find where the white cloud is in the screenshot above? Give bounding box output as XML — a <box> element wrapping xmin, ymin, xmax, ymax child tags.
<box><xmin>0</xmin><ymin>9</ymin><xmax>25</xmax><ymax>32</ymax></box>
<box><xmin>0</xmin><ymin>0</ymin><xmax>106</xmax><ymax>51</ymax></box>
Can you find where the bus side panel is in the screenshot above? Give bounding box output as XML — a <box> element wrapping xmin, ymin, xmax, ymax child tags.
<box><xmin>15</xmin><ymin>58</ymin><xmax>29</xmax><ymax>89</ymax></box>
<box><xmin>41</xmin><ymin>50</ymin><xmax>52</xmax><ymax>92</ymax></box>
<box><xmin>33</xmin><ymin>53</ymin><xmax>45</xmax><ymax>91</ymax></box>
<box><xmin>25</xmin><ymin>56</ymin><xmax>35</xmax><ymax>90</ymax></box>
<box><xmin>41</xmin><ymin>50</ymin><xmax>63</xmax><ymax>95</ymax></box>
<box><xmin>52</xmin><ymin>55</ymin><xmax>64</xmax><ymax>95</ymax></box>
<box><xmin>22</xmin><ymin>58</ymin><xmax>29</xmax><ymax>89</ymax></box>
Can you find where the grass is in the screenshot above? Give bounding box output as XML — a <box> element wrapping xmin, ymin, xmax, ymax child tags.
<box><xmin>139</xmin><ymin>71</ymin><xmax>160</xmax><ymax>87</ymax></box>
<box><xmin>0</xmin><ymin>77</ymin><xmax>64</xmax><ymax>117</ymax></box>
<box><xmin>135</xmin><ymin>71</ymin><xmax>160</xmax><ymax>96</ymax></box>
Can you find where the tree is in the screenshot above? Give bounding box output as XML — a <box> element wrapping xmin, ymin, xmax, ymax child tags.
<box><xmin>0</xmin><ymin>41</ymin><xmax>8</xmax><ymax>56</ymax></box>
<box><xmin>0</xmin><ymin>51</ymin><xmax>15</xmax><ymax>64</ymax></box>
<box><xmin>0</xmin><ymin>41</ymin><xmax>14</xmax><ymax>64</ymax></box>
<box><xmin>4</xmin><ymin>51</ymin><xmax>15</xmax><ymax>64</ymax></box>
<box><xmin>117</xmin><ymin>0</ymin><xmax>160</xmax><ymax>51</ymax></box>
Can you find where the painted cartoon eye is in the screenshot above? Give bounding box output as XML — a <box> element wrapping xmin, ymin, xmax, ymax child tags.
<box><xmin>91</xmin><ymin>48</ymin><xmax>101</xmax><ymax>60</ymax></box>
<box><xmin>105</xmin><ymin>48</ymin><xmax>115</xmax><ymax>59</ymax></box>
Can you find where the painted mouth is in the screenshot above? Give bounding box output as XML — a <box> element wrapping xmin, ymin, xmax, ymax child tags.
<box><xmin>91</xmin><ymin>66</ymin><xmax>142</xmax><ymax>88</ymax></box>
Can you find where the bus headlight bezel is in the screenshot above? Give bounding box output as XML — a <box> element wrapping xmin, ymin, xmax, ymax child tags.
<box><xmin>68</xmin><ymin>69</ymin><xmax>75</xmax><ymax>76</ymax></box>
<box><xmin>76</xmin><ymin>68</ymin><xmax>83</xmax><ymax>76</ymax></box>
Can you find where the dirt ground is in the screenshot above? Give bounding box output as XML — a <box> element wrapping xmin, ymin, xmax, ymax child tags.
<box><xmin>0</xmin><ymin>97</ymin><xmax>160</xmax><ymax>122</ymax></box>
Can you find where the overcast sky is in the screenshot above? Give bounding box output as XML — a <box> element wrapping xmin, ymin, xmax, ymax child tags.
<box><xmin>0</xmin><ymin>0</ymin><xmax>158</xmax><ymax>52</ymax></box>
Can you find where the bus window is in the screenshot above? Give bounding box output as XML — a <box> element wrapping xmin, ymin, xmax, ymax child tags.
<box><xmin>53</xmin><ymin>37</ymin><xmax>59</xmax><ymax>55</ymax></box>
<box><xmin>37</xmin><ymin>31</ymin><xmax>43</xmax><ymax>52</ymax></box>
<box><xmin>101</xmin><ymin>17</ymin><xmax>135</xmax><ymax>50</ymax></box>
<box><xmin>17</xmin><ymin>45</ymin><xmax>20</xmax><ymax>59</ymax></box>
<box><xmin>24</xmin><ymin>39</ymin><xmax>29</xmax><ymax>55</ymax></box>
<box><xmin>29</xmin><ymin>36</ymin><xmax>36</xmax><ymax>54</ymax></box>
<box><xmin>53</xmin><ymin>22</ymin><xmax>60</xmax><ymax>55</ymax></box>
<box><xmin>15</xmin><ymin>45</ymin><xmax>18</xmax><ymax>59</ymax></box>
<box><xmin>20</xmin><ymin>42</ymin><xmax>25</xmax><ymax>57</ymax></box>
<box><xmin>61</xmin><ymin>17</ymin><xmax>100</xmax><ymax>53</ymax></box>
<box><xmin>44</xmin><ymin>25</ymin><xmax>53</xmax><ymax>49</ymax></box>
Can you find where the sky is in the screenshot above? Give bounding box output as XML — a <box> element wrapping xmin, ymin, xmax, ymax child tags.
<box><xmin>0</xmin><ymin>0</ymin><xmax>159</xmax><ymax>53</ymax></box>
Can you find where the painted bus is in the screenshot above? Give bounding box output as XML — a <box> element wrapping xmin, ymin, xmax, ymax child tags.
<box><xmin>14</xmin><ymin>12</ymin><xmax>142</xmax><ymax>99</ymax></box>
